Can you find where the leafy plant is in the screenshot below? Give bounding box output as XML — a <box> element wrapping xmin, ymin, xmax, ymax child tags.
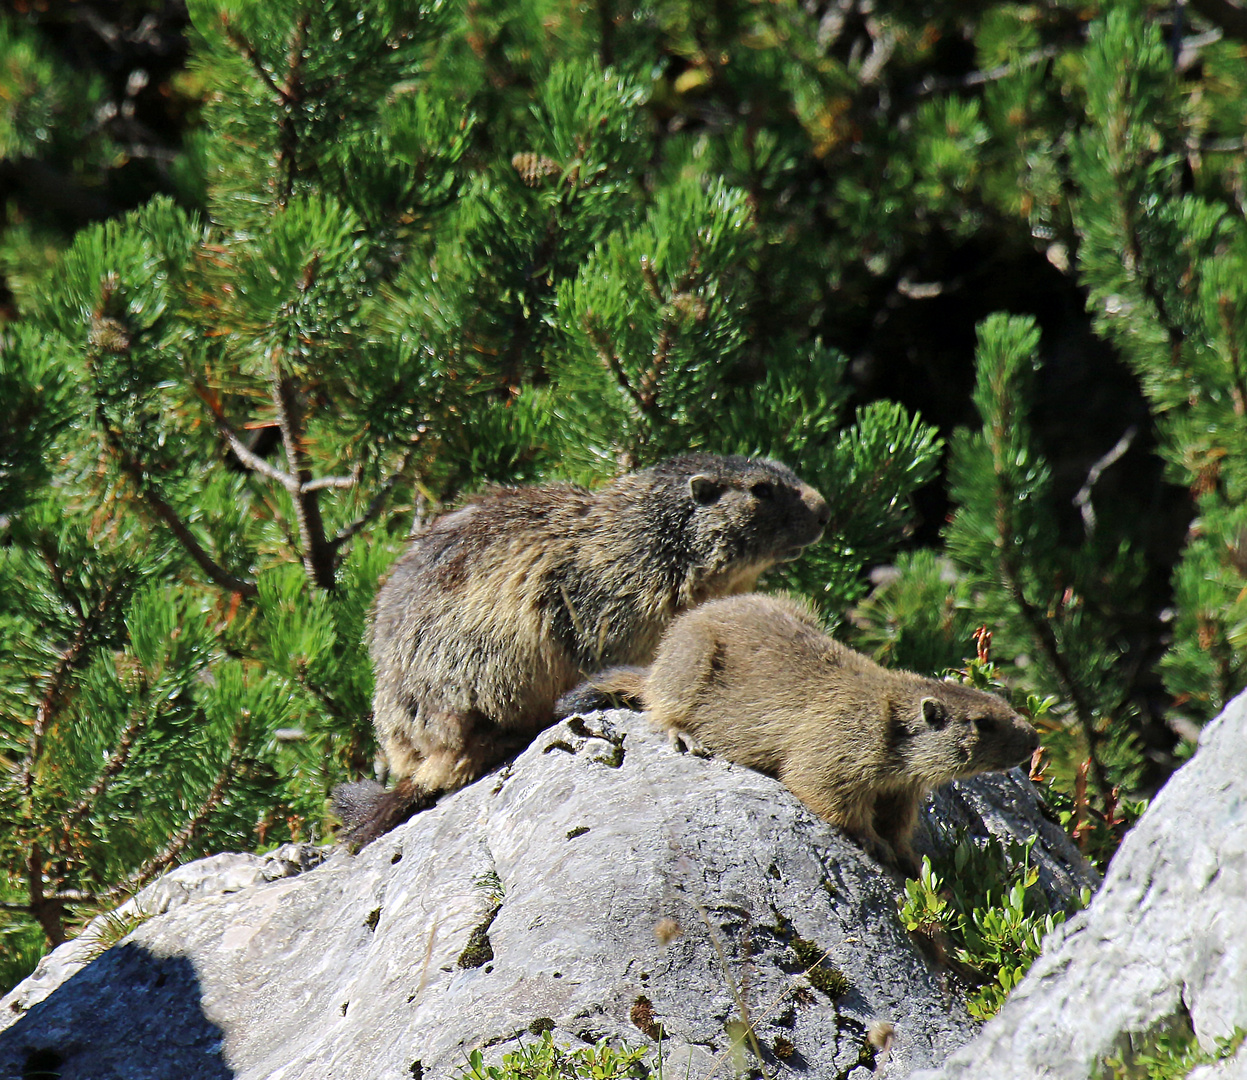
<box><xmin>899</xmin><ymin>835</ymin><xmax>1090</xmax><ymax>1021</ymax></box>
<box><xmin>456</xmin><ymin>1033</ymin><xmax>655</xmax><ymax>1080</ymax></box>
<box><xmin>1104</xmin><ymin>1020</ymin><xmax>1246</xmax><ymax>1080</ymax></box>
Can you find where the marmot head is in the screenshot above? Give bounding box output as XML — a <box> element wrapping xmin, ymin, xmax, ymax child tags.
<box><xmin>637</xmin><ymin>454</ymin><xmax>829</xmax><ymax>573</ymax></box>
<box><xmin>903</xmin><ymin>681</ymin><xmax>1039</xmax><ymax>787</ymax></box>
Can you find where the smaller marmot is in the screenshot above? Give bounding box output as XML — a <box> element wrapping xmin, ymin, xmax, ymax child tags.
<box><xmin>339</xmin><ymin>456</ymin><xmax>829</xmax><ymax>850</ymax></box>
<box><xmin>559</xmin><ymin>593</ymin><xmax>1038</xmax><ymax>874</ymax></box>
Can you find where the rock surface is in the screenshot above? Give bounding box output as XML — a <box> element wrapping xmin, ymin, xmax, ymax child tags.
<box><xmin>0</xmin><ymin>844</ymin><xmax>329</xmax><ymax>1024</ymax></box>
<box><xmin>0</xmin><ymin>709</ymin><xmax>1091</xmax><ymax>1080</ymax></box>
<box><xmin>915</xmin><ymin>690</ymin><xmax>1247</xmax><ymax>1080</ymax></box>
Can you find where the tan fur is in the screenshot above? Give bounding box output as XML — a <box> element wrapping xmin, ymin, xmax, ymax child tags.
<box><xmin>573</xmin><ymin>594</ymin><xmax>1039</xmax><ymax>874</ymax></box>
<box><xmin>341</xmin><ymin>455</ymin><xmax>828</xmax><ymax>848</ymax></box>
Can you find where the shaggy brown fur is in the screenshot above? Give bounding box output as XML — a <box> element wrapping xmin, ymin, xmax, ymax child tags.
<box><xmin>337</xmin><ymin>456</ymin><xmax>828</xmax><ymax>850</ymax></box>
<box><xmin>561</xmin><ymin>593</ymin><xmax>1038</xmax><ymax>874</ymax></box>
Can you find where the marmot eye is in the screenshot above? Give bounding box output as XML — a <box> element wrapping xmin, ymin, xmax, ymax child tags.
<box><xmin>972</xmin><ymin>716</ymin><xmax>995</xmax><ymax>733</ymax></box>
<box><xmin>751</xmin><ymin>482</ymin><xmax>774</xmax><ymax>500</ymax></box>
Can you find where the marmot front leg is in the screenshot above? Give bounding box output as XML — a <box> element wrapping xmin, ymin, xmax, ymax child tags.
<box><xmin>663</xmin><ymin>726</ymin><xmax>714</xmax><ymax>757</ymax></box>
<box><xmin>873</xmin><ymin>789</ymin><xmax>924</xmax><ymax>878</ymax></box>
<box><xmin>782</xmin><ymin>766</ymin><xmax>898</xmax><ymax>867</ymax></box>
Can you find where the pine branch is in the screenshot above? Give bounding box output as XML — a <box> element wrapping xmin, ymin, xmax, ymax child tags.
<box><xmin>992</xmin><ymin>464</ymin><xmax>1114</xmax><ymax>801</ymax></box>
<box><xmin>99</xmin><ymin>419</ymin><xmax>259</xmax><ymax>598</ymax></box>
<box><xmin>221</xmin><ymin>13</ymin><xmax>307</xmax><ymax>206</ymax></box>
<box><xmin>269</xmin><ymin>362</ymin><xmax>338</xmax><ymax>591</ymax></box>
<box><xmin>27</xmin><ymin>844</ymin><xmax>65</xmax><ymax>947</ymax></box>
<box><xmin>638</xmin><ymin>319</ymin><xmax>674</xmax><ymax>411</ymax></box>
<box><xmin>585</xmin><ymin>315</ymin><xmax>647</xmax><ymax>416</ymax></box>
<box><xmin>119</xmin><ymin>724</ymin><xmax>246</xmax><ymax>894</ymax></box>
<box><xmin>1217</xmin><ymin>295</ymin><xmax>1247</xmax><ymax>418</ymax></box>
<box><xmin>59</xmin><ymin>709</ymin><xmax>146</xmax><ymax>832</ymax></box>
<box><xmin>1101</xmin><ymin>87</ymin><xmax>1186</xmax><ymax>364</ymax></box>
<box><xmin>222</xmin><ymin>22</ymin><xmax>290</xmax><ymax>104</ymax></box>
<box><xmin>277</xmin><ymin>13</ymin><xmax>310</xmax><ymax>208</ymax></box>
<box><xmin>976</xmin><ymin>333</ymin><xmax>1115</xmax><ymax>800</ymax></box>
<box><xmin>19</xmin><ymin>580</ymin><xmax>108</xmax><ymax>808</ymax></box>
<box><xmin>597</xmin><ymin>0</ymin><xmax>615</xmax><ymax>67</ymax></box>
<box><xmin>998</xmin><ymin>554</ymin><xmax>1113</xmax><ymax>799</ymax></box>
<box><xmin>295</xmin><ymin>670</ymin><xmax>349</xmax><ymax>723</ymax></box>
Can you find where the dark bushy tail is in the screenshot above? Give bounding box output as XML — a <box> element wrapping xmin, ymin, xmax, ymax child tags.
<box><xmin>332</xmin><ymin>776</ymin><xmax>438</xmax><ymax>854</ymax></box>
<box><xmin>554</xmin><ymin>665</ymin><xmax>648</xmax><ymax>719</ymax></box>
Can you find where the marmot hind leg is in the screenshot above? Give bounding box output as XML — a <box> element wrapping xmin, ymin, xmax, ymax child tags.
<box><xmin>337</xmin><ymin>710</ymin><xmax>522</xmax><ymax>852</ymax></box>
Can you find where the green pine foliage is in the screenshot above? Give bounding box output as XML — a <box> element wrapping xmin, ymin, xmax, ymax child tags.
<box><xmin>0</xmin><ymin>18</ymin><xmax>108</xmax><ymax>307</ymax></box>
<box><xmin>945</xmin><ymin>313</ymin><xmax>1153</xmax><ymax>797</ymax></box>
<box><xmin>1070</xmin><ymin>8</ymin><xmax>1247</xmax><ymax>724</ymax></box>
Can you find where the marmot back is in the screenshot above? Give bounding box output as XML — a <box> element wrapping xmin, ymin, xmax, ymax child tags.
<box><xmin>341</xmin><ymin>455</ymin><xmax>829</xmax><ymax>849</ymax></box>
<box><xmin>565</xmin><ymin>593</ymin><xmax>1038</xmax><ymax>874</ymax></box>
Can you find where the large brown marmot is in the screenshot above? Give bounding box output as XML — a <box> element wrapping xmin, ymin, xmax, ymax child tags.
<box><xmin>560</xmin><ymin>593</ymin><xmax>1039</xmax><ymax>874</ymax></box>
<box><xmin>339</xmin><ymin>455</ymin><xmax>829</xmax><ymax>849</ymax></box>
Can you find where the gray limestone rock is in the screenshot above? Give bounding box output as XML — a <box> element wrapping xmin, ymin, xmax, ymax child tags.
<box><xmin>915</xmin><ymin>690</ymin><xmax>1247</xmax><ymax>1080</ymax></box>
<box><xmin>0</xmin><ymin>844</ymin><xmax>329</xmax><ymax>1025</ymax></box>
<box><xmin>0</xmin><ymin>709</ymin><xmax>1090</xmax><ymax>1080</ymax></box>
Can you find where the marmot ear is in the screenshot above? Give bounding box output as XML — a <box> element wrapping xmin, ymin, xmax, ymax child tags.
<box><xmin>689</xmin><ymin>474</ymin><xmax>723</xmax><ymax>505</ymax></box>
<box><xmin>921</xmin><ymin>697</ymin><xmax>949</xmax><ymax>729</ymax></box>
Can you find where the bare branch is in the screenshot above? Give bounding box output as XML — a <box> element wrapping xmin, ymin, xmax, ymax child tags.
<box><xmin>300</xmin><ymin>472</ymin><xmax>359</xmax><ymax>494</ymax></box>
<box><xmin>856</xmin><ymin>17</ymin><xmax>896</xmax><ymax>86</ymax></box>
<box><xmin>332</xmin><ymin>452</ymin><xmax>412</xmax><ymax>549</ymax></box>
<box><xmin>55</xmin><ymin>890</ymin><xmax>118</xmax><ymax>905</ymax></box>
<box><xmin>1074</xmin><ymin>425</ymin><xmax>1137</xmax><ymax>538</ymax></box>
<box><xmin>1188</xmin><ymin>0</ymin><xmax>1247</xmax><ymax>41</ymax></box>
<box><xmin>193</xmin><ymin>382</ymin><xmax>299</xmax><ymax>489</ymax></box>
<box><xmin>220</xmin><ymin>426</ymin><xmax>297</xmax><ymax>488</ymax></box>
<box><xmin>269</xmin><ymin>365</ymin><xmax>338</xmax><ymax>591</ymax></box>
<box><xmin>917</xmin><ymin>46</ymin><xmax>1061</xmax><ymax>96</ymax></box>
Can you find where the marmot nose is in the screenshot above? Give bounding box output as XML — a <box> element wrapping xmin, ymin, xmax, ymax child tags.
<box><xmin>811</xmin><ymin>494</ymin><xmax>830</xmax><ymax>528</ymax></box>
<box><xmin>1017</xmin><ymin>725</ymin><xmax>1041</xmax><ymax>765</ymax></box>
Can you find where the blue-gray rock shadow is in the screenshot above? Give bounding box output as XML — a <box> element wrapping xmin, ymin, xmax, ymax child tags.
<box><xmin>0</xmin><ymin>943</ymin><xmax>233</xmax><ymax>1079</ymax></box>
